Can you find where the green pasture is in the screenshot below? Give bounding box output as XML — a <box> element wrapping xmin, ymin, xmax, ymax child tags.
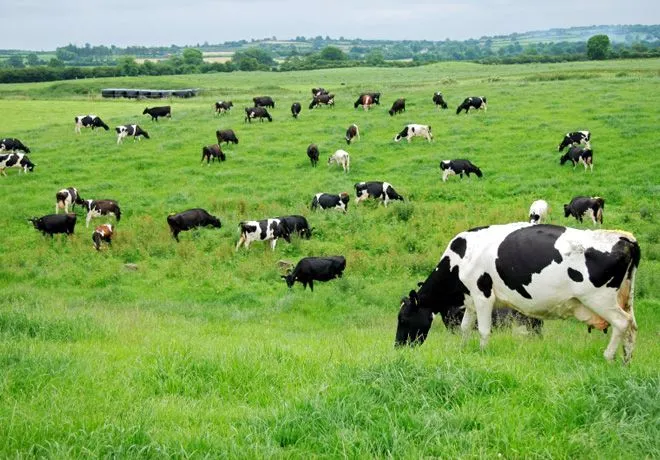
<box><xmin>1</xmin><ymin>59</ymin><xmax>659</xmax><ymax>457</ymax></box>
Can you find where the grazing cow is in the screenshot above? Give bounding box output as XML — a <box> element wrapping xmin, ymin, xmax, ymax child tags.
<box><xmin>236</xmin><ymin>218</ymin><xmax>290</xmax><ymax>250</ymax></box>
<box><xmin>0</xmin><ymin>153</ymin><xmax>35</xmax><ymax>176</ymax></box>
<box><xmin>432</xmin><ymin>92</ymin><xmax>448</xmax><ymax>109</ymax></box>
<box><xmin>354</xmin><ymin>94</ymin><xmax>374</xmax><ymax>110</ymax></box>
<box><xmin>291</xmin><ymin>102</ymin><xmax>302</xmax><ymax>119</ymax></box>
<box><xmin>355</xmin><ymin>181</ymin><xmax>404</xmax><ymax>206</ymax></box>
<box><xmin>82</xmin><ymin>199</ymin><xmax>121</xmax><ymax>227</ymax></box>
<box><xmin>245</xmin><ymin>107</ymin><xmax>272</xmax><ymax>123</ymax></box>
<box><xmin>201</xmin><ymin>144</ymin><xmax>226</xmax><ymax>165</ymax></box>
<box><xmin>456</xmin><ymin>96</ymin><xmax>487</xmax><ymax>114</ymax></box>
<box><xmin>395</xmin><ymin>223</ymin><xmax>640</xmax><ymax>364</ymax></box>
<box><xmin>345</xmin><ymin>124</ymin><xmax>360</xmax><ymax>144</ymax></box>
<box><xmin>558</xmin><ymin>131</ymin><xmax>591</xmax><ymax>152</ymax></box>
<box><xmin>560</xmin><ymin>145</ymin><xmax>594</xmax><ymax>172</ymax></box>
<box><xmin>0</xmin><ymin>138</ymin><xmax>30</xmax><ymax>153</ymax></box>
<box><xmin>328</xmin><ymin>149</ymin><xmax>350</xmax><ymax>173</ymax></box>
<box><xmin>312</xmin><ymin>87</ymin><xmax>328</xmax><ymax>97</ymax></box>
<box><xmin>214</xmin><ymin>101</ymin><xmax>233</xmax><ymax>115</ymax></box>
<box><xmin>92</xmin><ymin>224</ymin><xmax>114</xmax><ymax>250</ymax></box>
<box><xmin>74</xmin><ymin>115</ymin><xmax>109</xmax><ymax>133</ymax></box>
<box><xmin>167</xmin><ymin>208</ymin><xmax>222</xmax><ymax>242</ymax></box>
<box><xmin>29</xmin><ymin>213</ymin><xmax>77</xmax><ymax>237</ymax></box>
<box><xmin>311</xmin><ymin>192</ymin><xmax>350</xmax><ymax>213</ymax></box>
<box><xmin>55</xmin><ymin>187</ymin><xmax>84</xmax><ymax>214</ymax></box>
<box><xmin>307</xmin><ymin>144</ymin><xmax>319</xmax><ymax>167</ymax></box>
<box><xmin>529</xmin><ymin>199</ymin><xmax>549</xmax><ymax>224</ymax></box>
<box><xmin>116</xmin><ymin>125</ymin><xmax>149</xmax><ymax>144</ymax></box>
<box><xmin>564</xmin><ymin>196</ymin><xmax>605</xmax><ymax>225</ymax></box>
<box><xmin>358</xmin><ymin>92</ymin><xmax>380</xmax><ymax>105</ymax></box>
<box><xmin>253</xmin><ymin>96</ymin><xmax>275</xmax><ymax>109</ymax></box>
<box><xmin>388</xmin><ymin>98</ymin><xmax>406</xmax><ymax>116</ymax></box>
<box><xmin>309</xmin><ymin>94</ymin><xmax>335</xmax><ymax>109</ymax></box>
<box><xmin>394</xmin><ymin>124</ymin><xmax>433</xmax><ymax>143</ymax></box>
<box><xmin>216</xmin><ymin>129</ymin><xmax>239</xmax><ymax>145</ymax></box>
<box><xmin>282</xmin><ymin>256</ymin><xmax>346</xmax><ymax>291</ymax></box>
<box><xmin>439</xmin><ymin>159</ymin><xmax>483</xmax><ymax>182</ymax></box>
<box><xmin>278</xmin><ymin>215</ymin><xmax>313</xmax><ymax>239</ymax></box>
<box><xmin>143</xmin><ymin>106</ymin><xmax>171</xmax><ymax>121</ymax></box>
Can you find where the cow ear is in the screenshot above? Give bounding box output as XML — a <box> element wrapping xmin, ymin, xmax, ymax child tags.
<box><xmin>409</xmin><ymin>290</ymin><xmax>419</xmax><ymax>307</ymax></box>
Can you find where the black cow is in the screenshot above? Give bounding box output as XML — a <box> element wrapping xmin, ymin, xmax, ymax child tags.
<box><xmin>74</xmin><ymin>115</ymin><xmax>109</xmax><ymax>133</ymax></box>
<box><xmin>0</xmin><ymin>138</ymin><xmax>30</xmax><ymax>153</ymax></box>
<box><xmin>92</xmin><ymin>224</ymin><xmax>114</xmax><ymax>250</ymax></box>
<box><xmin>278</xmin><ymin>215</ymin><xmax>313</xmax><ymax>239</ymax></box>
<box><xmin>116</xmin><ymin>125</ymin><xmax>149</xmax><ymax>144</ymax></box>
<box><xmin>307</xmin><ymin>144</ymin><xmax>319</xmax><ymax>167</ymax></box>
<box><xmin>354</xmin><ymin>181</ymin><xmax>404</xmax><ymax>207</ymax></box>
<box><xmin>311</xmin><ymin>192</ymin><xmax>350</xmax><ymax>213</ymax></box>
<box><xmin>564</xmin><ymin>196</ymin><xmax>605</xmax><ymax>225</ymax></box>
<box><xmin>282</xmin><ymin>256</ymin><xmax>346</xmax><ymax>291</ymax></box>
<box><xmin>558</xmin><ymin>131</ymin><xmax>591</xmax><ymax>152</ymax></box>
<box><xmin>309</xmin><ymin>93</ymin><xmax>335</xmax><ymax>109</ymax></box>
<box><xmin>432</xmin><ymin>92</ymin><xmax>448</xmax><ymax>109</ymax></box>
<box><xmin>440</xmin><ymin>159</ymin><xmax>483</xmax><ymax>182</ymax></box>
<box><xmin>0</xmin><ymin>153</ymin><xmax>35</xmax><ymax>175</ymax></box>
<box><xmin>143</xmin><ymin>106</ymin><xmax>171</xmax><ymax>121</ymax></box>
<box><xmin>456</xmin><ymin>96</ymin><xmax>487</xmax><ymax>114</ymax></box>
<box><xmin>245</xmin><ymin>107</ymin><xmax>272</xmax><ymax>123</ymax></box>
<box><xmin>82</xmin><ymin>199</ymin><xmax>121</xmax><ymax>227</ymax></box>
<box><xmin>216</xmin><ymin>129</ymin><xmax>239</xmax><ymax>145</ymax></box>
<box><xmin>291</xmin><ymin>102</ymin><xmax>302</xmax><ymax>119</ymax></box>
<box><xmin>167</xmin><ymin>208</ymin><xmax>222</xmax><ymax>242</ymax></box>
<box><xmin>345</xmin><ymin>124</ymin><xmax>360</xmax><ymax>144</ymax></box>
<box><xmin>560</xmin><ymin>145</ymin><xmax>594</xmax><ymax>172</ymax></box>
<box><xmin>312</xmin><ymin>88</ymin><xmax>328</xmax><ymax>97</ymax></box>
<box><xmin>389</xmin><ymin>98</ymin><xmax>406</xmax><ymax>116</ymax></box>
<box><xmin>201</xmin><ymin>144</ymin><xmax>226</xmax><ymax>165</ymax></box>
<box><xmin>29</xmin><ymin>213</ymin><xmax>77</xmax><ymax>236</ymax></box>
<box><xmin>55</xmin><ymin>187</ymin><xmax>84</xmax><ymax>214</ymax></box>
<box><xmin>214</xmin><ymin>101</ymin><xmax>233</xmax><ymax>115</ymax></box>
<box><xmin>253</xmin><ymin>96</ymin><xmax>275</xmax><ymax>108</ymax></box>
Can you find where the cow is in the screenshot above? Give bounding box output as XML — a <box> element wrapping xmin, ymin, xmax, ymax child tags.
<box><xmin>394</xmin><ymin>124</ymin><xmax>433</xmax><ymax>143</ymax></box>
<box><xmin>307</xmin><ymin>144</ymin><xmax>319</xmax><ymax>167</ymax></box>
<box><xmin>354</xmin><ymin>94</ymin><xmax>374</xmax><ymax>110</ymax></box>
<box><xmin>82</xmin><ymin>199</ymin><xmax>121</xmax><ymax>227</ymax></box>
<box><xmin>395</xmin><ymin>222</ymin><xmax>640</xmax><ymax>364</ymax></box>
<box><xmin>253</xmin><ymin>96</ymin><xmax>275</xmax><ymax>109</ymax></box>
<box><xmin>355</xmin><ymin>181</ymin><xmax>404</xmax><ymax>207</ymax></box>
<box><xmin>560</xmin><ymin>145</ymin><xmax>594</xmax><ymax>172</ymax></box>
<box><xmin>389</xmin><ymin>98</ymin><xmax>406</xmax><ymax>116</ymax></box>
<box><xmin>116</xmin><ymin>125</ymin><xmax>149</xmax><ymax>144</ymax></box>
<box><xmin>55</xmin><ymin>187</ymin><xmax>84</xmax><ymax>214</ymax></box>
<box><xmin>0</xmin><ymin>153</ymin><xmax>35</xmax><ymax>176</ymax></box>
<box><xmin>312</xmin><ymin>87</ymin><xmax>328</xmax><ymax>97</ymax></box>
<box><xmin>291</xmin><ymin>102</ymin><xmax>302</xmax><ymax>119</ymax></box>
<box><xmin>311</xmin><ymin>192</ymin><xmax>350</xmax><ymax>213</ymax></box>
<box><xmin>74</xmin><ymin>115</ymin><xmax>109</xmax><ymax>133</ymax></box>
<box><xmin>167</xmin><ymin>208</ymin><xmax>222</xmax><ymax>242</ymax></box>
<box><xmin>201</xmin><ymin>144</ymin><xmax>226</xmax><ymax>165</ymax></box>
<box><xmin>439</xmin><ymin>159</ymin><xmax>483</xmax><ymax>182</ymax></box>
<box><xmin>558</xmin><ymin>131</ymin><xmax>591</xmax><ymax>152</ymax></box>
<box><xmin>432</xmin><ymin>92</ymin><xmax>448</xmax><ymax>109</ymax></box>
<box><xmin>143</xmin><ymin>106</ymin><xmax>171</xmax><ymax>121</ymax></box>
<box><xmin>278</xmin><ymin>215</ymin><xmax>313</xmax><ymax>239</ymax></box>
<box><xmin>328</xmin><ymin>149</ymin><xmax>350</xmax><ymax>173</ymax></box>
<box><xmin>214</xmin><ymin>101</ymin><xmax>233</xmax><ymax>115</ymax></box>
<box><xmin>357</xmin><ymin>92</ymin><xmax>380</xmax><ymax>105</ymax></box>
<box><xmin>216</xmin><ymin>129</ymin><xmax>239</xmax><ymax>145</ymax></box>
<box><xmin>282</xmin><ymin>256</ymin><xmax>346</xmax><ymax>291</ymax></box>
<box><xmin>345</xmin><ymin>124</ymin><xmax>360</xmax><ymax>144</ymax></box>
<box><xmin>236</xmin><ymin>218</ymin><xmax>290</xmax><ymax>250</ymax></box>
<box><xmin>29</xmin><ymin>213</ymin><xmax>77</xmax><ymax>237</ymax></box>
<box><xmin>92</xmin><ymin>224</ymin><xmax>114</xmax><ymax>250</ymax></box>
<box><xmin>0</xmin><ymin>138</ymin><xmax>30</xmax><ymax>153</ymax></box>
<box><xmin>245</xmin><ymin>107</ymin><xmax>272</xmax><ymax>123</ymax></box>
<box><xmin>309</xmin><ymin>94</ymin><xmax>335</xmax><ymax>109</ymax></box>
<box><xmin>456</xmin><ymin>96</ymin><xmax>487</xmax><ymax>114</ymax></box>
<box><xmin>564</xmin><ymin>196</ymin><xmax>605</xmax><ymax>225</ymax></box>
<box><xmin>529</xmin><ymin>199</ymin><xmax>549</xmax><ymax>224</ymax></box>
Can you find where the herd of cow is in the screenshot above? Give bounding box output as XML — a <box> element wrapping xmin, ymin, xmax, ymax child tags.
<box><xmin>1</xmin><ymin>86</ymin><xmax>640</xmax><ymax>364</ymax></box>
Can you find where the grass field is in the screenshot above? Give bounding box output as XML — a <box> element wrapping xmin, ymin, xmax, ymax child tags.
<box><xmin>1</xmin><ymin>59</ymin><xmax>659</xmax><ymax>458</ymax></box>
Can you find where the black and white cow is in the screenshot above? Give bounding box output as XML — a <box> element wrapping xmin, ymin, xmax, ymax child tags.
<box><xmin>564</xmin><ymin>196</ymin><xmax>605</xmax><ymax>225</ymax></box>
<box><xmin>309</xmin><ymin>94</ymin><xmax>335</xmax><ymax>109</ymax></box>
<box><xmin>456</xmin><ymin>96</ymin><xmax>487</xmax><ymax>114</ymax></box>
<box><xmin>253</xmin><ymin>96</ymin><xmax>275</xmax><ymax>109</ymax></box>
<box><xmin>216</xmin><ymin>129</ymin><xmax>239</xmax><ymax>145</ymax></box>
<box><xmin>278</xmin><ymin>215</ymin><xmax>313</xmax><ymax>239</ymax></box>
<box><xmin>312</xmin><ymin>87</ymin><xmax>328</xmax><ymax>97</ymax></box>
<box><xmin>558</xmin><ymin>131</ymin><xmax>590</xmax><ymax>152</ymax></box>
<box><xmin>116</xmin><ymin>125</ymin><xmax>150</xmax><ymax>144</ymax></box>
<box><xmin>55</xmin><ymin>187</ymin><xmax>84</xmax><ymax>213</ymax></box>
<box><xmin>167</xmin><ymin>208</ymin><xmax>222</xmax><ymax>242</ymax></box>
<box><xmin>29</xmin><ymin>213</ymin><xmax>77</xmax><ymax>237</ymax></box>
<box><xmin>214</xmin><ymin>101</ymin><xmax>233</xmax><ymax>115</ymax></box>
<box><xmin>74</xmin><ymin>115</ymin><xmax>109</xmax><ymax>133</ymax></box>
<box><xmin>291</xmin><ymin>102</ymin><xmax>302</xmax><ymax>119</ymax></box>
<box><xmin>311</xmin><ymin>192</ymin><xmax>350</xmax><ymax>213</ymax></box>
<box><xmin>143</xmin><ymin>106</ymin><xmax>171</xmax><ymax>121</ymax></box>
<box><xmin>560</xmin><ymin>145</ymin><xmax>594</xmax><ymax>172</ymax></box>
<box><xmin>354</xmin><ymin>94</ymin><xmax>375</xmax><ymax>110</ymax></box>
<box><xmin>92</xmin><ymin>224</ymin><xmax>114</xmax><ymax>250</ymax></box>
<box><xmin>328</xmin><ymin>149</ymin><xmax>350</xmax><ymax>173</ymax></box>
<box><xmin>82</xmin><ymin>199</ymin><xmax>121</xmax><ymax>227</ymax></box>
<box><xmin>439</xmin><ymin>159</ymin><xmax>483</xmax><ymax>182</ymax></box>
<box><xmin>345</xmin><ymin>124</ymin><xmax>360</xmax><ymax>144</ymax></box>
<box><xmin>282</xmin><ymin>256</ymin><xmax>346</xmax><ymax>291</ymax></box>
<box><xmin>395</xmin><ymin>223</ymin><xmax>640</xmax><ymax>364</ymax></box>
<box><xmin>529</xmin><ymin>199</ymin><xmax>549</xmax><ymax>224</ymax></box>
<box><xmin>236</xmin><ymin>218</ymin><xmax>291</xmax><ymax>250</ymax></box>
<box><xmin>201</xmin><ymin>144</ymin><xmax>226</xmax><ymax>165</ymax></box>
<box><xmin>394</xmin><ymin>124</ymin><xmax>433</xmax><ymax>143</ymax></box>
<box><xmin>0</xmin><ymin>138</ymin><xmax>30</xmax><ymax>153</ymax></box>
<box><xmin>307</xmin><ymin>144</ymin><xmax>319</xmax><ymax>167</ymax></box>
<box><xmin>0</xmin><ymin>153</ymin><xmax>35</xmax><ymax>175</ymax></box>
<box><xmin>388</xmin><ymin>98</ymin><xmax>406</xmax><ymax>116</ymax></box>
<box><xmin>245</xmin><ymin>107</ymin><xmax>272</xmax><ymax>123</ymax></box>
<box><xmin>354</xmin><ymin>181</ymin><xmax>404</xmax><ymax>206</ymax></box>
<box><xmin>432</xmin><ymin>92</ymin><xmax>448</xmax><ymax>109</ymax></box>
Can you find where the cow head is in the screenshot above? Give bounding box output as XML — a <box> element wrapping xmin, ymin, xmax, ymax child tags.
<box><xmin>281</xmin><ymin>273</ymin><xmax>296</xmax><ymax>288</ymax></box>
<box><xmin>22</xmin><ymin>157</ymin><xmax>36</xmax><ymax>172</ymax></box>
<box><xmin>209</xmin><ymin>216</ymin><xmax>222</xmax><ymax>228</ymax></box>
<box><xmin>395</xmin><ymin>290</ymin><xmax>434</xmax><ymax>346</ymax></box>
<box><xmin>394</xmin><ymin>126</ymin><xmax>408</xmax><ymax>142</ymax></box>
<box><xmin>559</xmin><ymin>153</ymin><xmax>569</xmax><ymax>165</ymax></box>
<box><xmin>563</xmin><ymin>204</ymin><xmax>571</xmax><ymax>218</ymax></box>
<box><xmin>142</xmin><ymin>108</ymin><xmax>150</xmax><ymax>115</ymax></box>
<box><xmin>28</xmin><ymin>217</ymin><xmax>41</xmax><ymax>229</ymax></box>
<box><xmin>558</xmin><ymin>137</ymin><xmax>571</xmax><ymax>152</ymax></box>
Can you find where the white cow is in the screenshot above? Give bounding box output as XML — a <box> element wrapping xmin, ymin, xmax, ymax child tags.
<box><xmin>529</xmin><ymin>200</ymin><xmax>549</xmax><ymax>224</ymax></box>
<box><xmin>328</xmin><ymin>150</ymin><xmax>350</xmax><ymax>173</ymax></box>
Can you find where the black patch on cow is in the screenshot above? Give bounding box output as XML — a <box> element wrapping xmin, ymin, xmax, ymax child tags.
<box><xmin>495</xmin><ymin>225</ymin><xmax>565</xmax><ymax>299</ymax></box>
<box><xmin>467</xmin><ymin>225</ymin><xmax>490</xmax><ymax>233</ymax></box>
<box><xmin>477</xmin><ymin>272</ymin><xmax>493</xmax><ymax>298</ymax></box>
<box><xmin>416</xmin><ymin>256</ymin><xmax>470</xmax><ymax>317</ymax></box>
<box><xmin>584</xmin><ymin>237</ymin><xmax>637</xmax><ymax>288</ymax></box>
<box><xmin>259</xmin><ymin>220</ymin><xmax>268</xmax><ymax>240</ymax></box>
<box><xmin>450</xmin><ymin>237</ymin><xmax>467</xmax><ymax>258</ymax></box>
<box><xmin>567</xmin><ymin>268</ymin><xmax>583</xmax><ymax>282</ymax></box>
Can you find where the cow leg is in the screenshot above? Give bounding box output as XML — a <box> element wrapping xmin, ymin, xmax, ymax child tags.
<box><xmin>85</xmin><ymin>212</ymin><xmax>92</xmax><ymax>228</ymax></box>
<box><xmin>270</xmin><ymin>239</ymin><xmax>277</xmax><ymax>251</ymax></box>
<box><xmin>308</xmin><ymin>280</ymin><xmax>314</xmax><ymax>291</ymax></box>
<box><xmin>460</xmin><ymin>307</ymin><xmax>476</xmax><ymax>346</ymax></box>
<box><xmin>475</xmin><ymin>299</ymin><xmax>494</xmax><ymax>350</ymax></box>
<box><xmin>235</xmin><ymin>235</ymin><xmax>245</xmax><ymax>250</ymax></box>
<box><xmin>0</xmin><ymin>168</ymin><xmax>6</xmax><ymax>176</ymax></box>
<box><xmin>173</xmin><ymin>231</ymin><xmax>180</xmax><ymax>242</ymax></box>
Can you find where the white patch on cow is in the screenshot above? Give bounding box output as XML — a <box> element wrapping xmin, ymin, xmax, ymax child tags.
<box><xmin>442</xmin><ymin>167</ymin><xmax>456</xmax><ymax>182</ymax></box>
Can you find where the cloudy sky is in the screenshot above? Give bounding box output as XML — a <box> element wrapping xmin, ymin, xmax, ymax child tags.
<box><xmin>4</xmin><ymin>0</ymin><xmax>659</xmax><ymax>50</ymax></box>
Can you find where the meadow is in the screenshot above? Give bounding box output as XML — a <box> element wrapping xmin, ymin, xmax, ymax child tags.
<box><xmin>1</xmin><ymin>59</ymin><xmax>659</xmax><ymax>458</ymax></box>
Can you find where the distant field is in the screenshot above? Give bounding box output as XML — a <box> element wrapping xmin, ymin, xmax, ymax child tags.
<box><xmin>0</xmin><ymin>59</ymin><xmax>659</xmax><ymax>457</ymax></box>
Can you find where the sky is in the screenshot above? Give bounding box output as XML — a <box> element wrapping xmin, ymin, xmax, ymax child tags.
<box><xmin>3</xmin><ymin>0</ymin><xmax>659</xmax><ymax>50</ymax></box>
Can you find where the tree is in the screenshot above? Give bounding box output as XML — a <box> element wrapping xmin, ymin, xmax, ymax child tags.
<box><xmin>365</xmin><ymin>49</ymin><xmax>384</xmax><ymax>66</ymax></box>
<box><xmin>182</xmin><ymin>48</ymin><xmax>204</xmax><ymax>66</ymax></box>
<box><xmin>587</xmin><ymin>34</ymin><xmax>610</xmax><ymax>60</ymax></box>
<box><xmin>26</xmin><ymin>53</ymin><xmax>41</xmax><ymax>66</ymax></box>
<box><xmin>118</xmin><ymin>56</ymin><xmax>139</xmax><ymax>76</ymax></box>
<box><xmin>7</xmin><ymin>55</ymin><xmax>25</xmax><ymax>68</ymax></box>
<box><xmin>319</xmin><ymin>46</ymin><xmax>347</xmax><ymax>61</ymax></box>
